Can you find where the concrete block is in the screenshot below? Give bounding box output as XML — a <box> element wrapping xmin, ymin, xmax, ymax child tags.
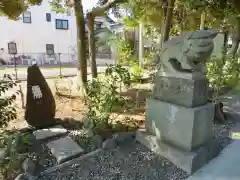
<box><xmin>152</xmin><ymin>76</ymin><xmax>208</xmax><ymax>108</ymax></box>
<box><xmin>47</xmin><ymin>136</ymin><xmax>84</xmax><ymax>164</ymax></box>
<box><xmin>136</xmin><ymin>131</ymin><xmax>221</xmax><ymax>174</ymax></box>
<box><xmin>146</xmin><ymin>98</ymin><xmax>214</xmax><ymax>151</ymax></box>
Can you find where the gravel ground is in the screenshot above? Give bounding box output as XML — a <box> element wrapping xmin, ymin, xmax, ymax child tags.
<box><xmin>26</xmin><ymin>134</ymin><xmax>57</xmax><ymax>174</ymax></box>
<box><xmin>212</xmin><ymin>116</ymin><xmax>236</xmax><ymax>150</ymax></box>
<box><xmin>28</xmin><ymin>143</ymin><xmax>57</xmax><ymax>173</ymax></box>
<box><xmin>33</xmin><ymin>117</ymin><xmax>236</xmax><ymax>180</ymax></box>
<box><xmin>37</xmin><ymin>142</ymin><xmax>189</xmax><ymax>180</ymax></box>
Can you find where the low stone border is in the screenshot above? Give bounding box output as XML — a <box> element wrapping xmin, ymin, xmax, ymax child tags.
<box><xmin>40</xmin><ymin>131</ymin><xmax>136</xmax><ymax>175</ymax></box>
<box><xmin>40</xmin><ymin>149</ymin><xmax>102</xmax><ymax>175</ymax></box>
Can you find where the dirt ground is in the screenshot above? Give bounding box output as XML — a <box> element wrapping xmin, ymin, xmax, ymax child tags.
<box><xmin>6</xmin><ymin>77</ymin><xmax>152</xmax><ymax>130</ymax></box>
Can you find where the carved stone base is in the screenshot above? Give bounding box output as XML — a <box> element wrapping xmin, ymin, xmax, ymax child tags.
<box><xmin>136</xmin><ymin>131</ymin><xmax>221</xmax><ymax>174</ymax></box>
<box><xmin>156</xmin><ymin>70</ymin><xmax>206</xmax><ymax>80</ymax></box>
<box><xmin>152</xmin><ymin>76</ymin><xmax>209</xmax><ymax>108</ymax></box>
<box><xmin>146</xmin><ymin>98</ymin><xmax>214</xmax><ymax>151</ymax></box>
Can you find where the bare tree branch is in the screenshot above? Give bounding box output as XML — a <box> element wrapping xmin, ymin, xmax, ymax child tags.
<box><xmin>89</xmin><ymin>0</ymin><xmax>126</xmax><ymax>17</ymax></box>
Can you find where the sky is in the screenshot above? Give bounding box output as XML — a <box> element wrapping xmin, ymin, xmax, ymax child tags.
<box><xmin>82</xmin><ymin>0</ymin><xmax>117</xmax><ymax>20</ymax></box>
<box><xmin>82</xmin><ymin>0</ymin><xmax>99</xmax><ymax>11</ymax></box>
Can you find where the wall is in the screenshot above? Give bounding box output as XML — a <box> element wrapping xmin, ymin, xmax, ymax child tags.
<box><xmin>0</xmin><ymin>0</ymin><xmax>77</xmax><ymax>63</ymax></box>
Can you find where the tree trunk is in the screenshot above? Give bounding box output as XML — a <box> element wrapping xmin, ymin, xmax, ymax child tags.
<box><xmin>138</xmin><ymin>22</ymin><xmax>144</xmax><ymax>68</ymax></box>
<box><xmin>87</xmin><ymin>14</ymin><xmax>97</xmax><ymax>79</ymax></box>
<box><xmin>229</xmin><ymin>17</ymin><xmax>240</xmax><ymax>57</ymax></box>
<box><xmin>162</xmin><ymin>0</ymin><xmax>175</xmax><ymax>43</ymax></box>
<box><xmin>200</xmin><ymin>11</ymin><xmax>206</xmax><ymax>30</ymax></box>
<box><xmin>74</xmin><ymin>0</ymin><xmax>87</xmax><ymax>86</ymax></box>
<box><xmin>179</xmin><ymin>7</ymin><xmax>184</xmax><ymax>34</ymax></box>
<box><xmin>86</xmin><ymin>0</ymin><xmax>123</xmax><ymax>77</ymax></box>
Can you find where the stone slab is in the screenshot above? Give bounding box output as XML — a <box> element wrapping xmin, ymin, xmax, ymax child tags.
<box><xmin>47</xmin><ymin>136</ymin><xmax>84</xmax><ymax>164</ymax></box>
<box><xmin>186</xmin><ymin>140</ymin><xmax>240</xmax><ymax>180</ymax></box>
<box><xmin>42</xmin><ymin>149</ymin><xmax>102</xmax><ymax>174</ymax></box>
<box><xmin>33</xmin><ymin>125</ymin><xmax>68</xmax><ymax>140</ymax></box>
<box><xmin>146</xmin><ymin>98</ymin><xmax>214</xmax><ymax>151</ymax></box>
<box><xmin>152</xmin><ymin>76</ymin><xmax>208</xmax><ymax>108</ymax></box>
<box><xmin>136</xmin><ymin>131</ymin><xmax>221</xmax><ymax>174</ymax></box>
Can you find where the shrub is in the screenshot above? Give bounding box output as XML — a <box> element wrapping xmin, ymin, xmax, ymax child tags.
<box><xmin>207</xmin><ymin>55</ymin><xmax>240</xmax><ymax>101</ymax></box>
<box><xmin>83</xmin><ymin>64</ymin><xmax>131</xmax><ymax>133</ymax></box>
<box><xmin>0</xmin><ymin>74</ymin><xmax>18</xmax><ymax>127</ymax></box>
<box><xmin>0</xmin><ymin>74</ymin><xmax>22</xmax><ymax>179</ymax></box>
<box><xmin>0</xmin><ymin>130</ymin><xmax>30</xmax><ymax>180</ymax></box>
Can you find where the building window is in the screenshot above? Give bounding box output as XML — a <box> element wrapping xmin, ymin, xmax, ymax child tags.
<box><xmin>46</xmin><ymin>13</ymin><xmax>51</xmax><ymax>22</ymax></box>
<box><xmin>23</xmin><ymin>11</ymin><xmax>31</xmax><ymax>23</ymax></box>
<box><xmin>55</xmin><ymin>19</ymin><xmax>68</xmax><ymax>30</ymax></box>
<box><xmin>46</xmin><ymin>44</ymin><xmax>55</xmax><ymax>55</ymax></box>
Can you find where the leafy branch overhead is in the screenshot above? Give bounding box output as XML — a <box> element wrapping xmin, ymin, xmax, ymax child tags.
<box><xmin>0</xmin><ymin>0</ymin><xmax>42</xmax><ymax>19</ymax></box>
<box><xmin>92</xmin><ymin>0</ymin><xmax>127</xmax><ymax>16</ymax></box>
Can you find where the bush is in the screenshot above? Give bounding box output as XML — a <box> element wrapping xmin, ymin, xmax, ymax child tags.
<box><xmin>0</xmin><ymin>130</ymin><xmax>30</xmax><ymax>180</ymax></box>
<box><xmin>0</xmin><ymin>74</ymin><xmax>18</xmax><ymax>127</ymax></box>
<box><xmin>84</xmin><ymin>64</ymin><xmax>131</xmax><ymax>133</ymax></box>
<box><xmin>207</xmin><ymin>55</ymin><xmax>240</xmax><ymax>101</ymax></box>
<box><xmin>0</xmin><ymin>74</ymin><xmax>21</xmax><ymax>179</ymax></box>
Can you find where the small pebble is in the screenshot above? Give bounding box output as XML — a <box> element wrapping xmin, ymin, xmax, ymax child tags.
<box><xmin>113</xmin><ymin>132</ymin><xmax>135</xmax><ymax>144</ymax></box>
<box><xmin>91</xmin><ymin>135</ymin><xmax>103</xmax><ymax>150</ymax></box>
<box><xmin>22</xmin><ymin>158</ymin><xmax>36</xmax><ymax>175</ymax></box>
<box><xmin>15</xmin><ymin>174</ymin><xmax>26</xmax><ymax>180</ymax></box>
<box><xmin>102</xmin><ymin>139</ymin><xmax>117</xmax><ymax>150</ymax></box>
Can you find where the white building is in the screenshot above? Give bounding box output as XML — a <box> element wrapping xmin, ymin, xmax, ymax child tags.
<box><xmin>0</xmin><ymin>0</ymin><xmax>78</xmax><ymax>65</ymax></box>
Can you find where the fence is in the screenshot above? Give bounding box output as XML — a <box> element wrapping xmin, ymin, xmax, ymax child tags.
<box><xmin>0</xmin><ymin>52</ymin><xmax>115</xmax><ymax>80</ymax></box>
<box><xmin>0</xmin><ymin>52</ymin><xmax>114</xmax><ymax>67</ymax></box>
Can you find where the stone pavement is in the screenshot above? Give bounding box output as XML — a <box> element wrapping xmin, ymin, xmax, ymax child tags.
<box><xmin>33</xmin><ymin>125</ymin><xmax>84</xmax><ymax>164</ymax></box>
<box><xmin>187</xmin><ymin>87</ymin><xmax>240</xmax><ymax>180</ymax></box>
<box><xmin>186</xmin><ymin>140</ymin><xmax>240</xmax><ymax>180</ymax></box>
<box><xmin>47</xmin><ymin>136</ymin><xmax>84</xmax><ymax>164</ymax></box>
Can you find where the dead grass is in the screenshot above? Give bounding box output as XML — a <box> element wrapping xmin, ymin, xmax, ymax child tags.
<box><xmin>6</xmin><ymin>79</ymin><xmax>153</xmax><ymax>131</ymax></box>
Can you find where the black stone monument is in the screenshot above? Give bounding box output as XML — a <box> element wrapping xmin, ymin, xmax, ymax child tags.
<box><xmin>25</xmin><ymin>65</ymin><xmax>56</xmax><ymax>128</ymax></box>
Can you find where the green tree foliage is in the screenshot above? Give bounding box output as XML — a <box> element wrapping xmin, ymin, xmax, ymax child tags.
<box><xmin>0</xmin><ymin>0</ymin><xmax>42</xmax><ymax>19</ymax></box>
<box><xmin>86</xmin><ymin>0</ymin><xmax>127</xmax><ymax>79</ymax></box>
<box><xmin>122</xmin><ymin>0</ymin><xmax>164</xmax><ymax>28</ymax></box>
<box><xmin>84</xmin><ymin>64</ymin><xmax>131</xmax><ymax>133</ymax></box>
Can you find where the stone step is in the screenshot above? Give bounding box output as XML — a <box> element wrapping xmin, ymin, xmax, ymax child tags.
<box><xmin>33</xmin><ymin>125</ymin><xmax>68</xmax><ymax>140</ymax></box>
<box><xmin>47</xmin><ymin>136</ymin><xmax>84</xmax><ymax>164</ymax></box>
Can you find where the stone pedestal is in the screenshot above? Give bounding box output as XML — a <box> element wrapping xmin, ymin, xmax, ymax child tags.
<box><xmin>136</xmin><ymin>75</ymin><xmax>220</xmax><ymax>174</ymax></box>
<box><xmin>146</xmin><ymin>99</ymin><xmax>214</xmax><ymax>151</ymax></box>
<box><xmin>136</xmin><ymin>130</ymin><xmax>221</xmax><ymax>174</ymax></box>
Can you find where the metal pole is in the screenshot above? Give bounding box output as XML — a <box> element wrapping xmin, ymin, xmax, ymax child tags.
<box><xmin>14</xmin><ymin>54</ymin><xmax>18</xmax><ymax>80</ymax></box>
<box><xmin>58</xmin><ymin>53</ymin><xmax>62</xmax><ymax>77</ymax></box>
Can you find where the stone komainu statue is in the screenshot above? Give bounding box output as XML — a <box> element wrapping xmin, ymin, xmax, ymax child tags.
<box><xmin>157</xmin><ymin>29</ymin><xmax>218</xmax><ymax>76</ymax></box>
